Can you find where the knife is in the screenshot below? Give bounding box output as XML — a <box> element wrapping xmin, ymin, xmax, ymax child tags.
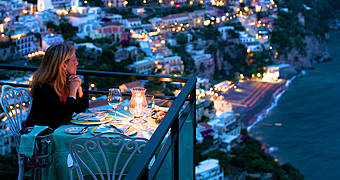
<box><xmin>79</xmin><ymin>126</ymin><xmax>88</xmax><ymax>134</ymax></box>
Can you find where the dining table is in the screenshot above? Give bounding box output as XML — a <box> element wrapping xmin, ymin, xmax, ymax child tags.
<box><xmin>39</xmin><ymin>104</ymin><xmax>173</xmax><ymax>180</ymax></box>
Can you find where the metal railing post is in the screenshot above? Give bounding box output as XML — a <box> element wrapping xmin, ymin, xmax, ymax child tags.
<box><xmin>171</xmin><ymin>115</ymin><xmax>179</xmax><ymax>180</ymax></box>
<box><xmin>83</xmin><ymin>75</ymin><xmax>89</xmax><ymax>108</ymax></box>
<box><xmin>190</xmin><ymin>79</ymin><xmax>197</xmax><ymax>179</ymax></box>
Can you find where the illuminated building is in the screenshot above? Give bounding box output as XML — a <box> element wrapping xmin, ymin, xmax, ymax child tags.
<box><xmin>196</xmin><ymin>159</ymin><xmax>224</xmax><ymax>180</ymax></box>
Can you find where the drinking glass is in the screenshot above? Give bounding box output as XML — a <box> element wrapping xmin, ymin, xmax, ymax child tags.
<box><xmin>129</xmin><ymin>87</ymin><xmax>147</xmax><ymax>124</ymax></box>
<box><xmin>107</xmin><ymin>88</ymin><xmax>122</xmax><ymax>122</ymax></box>
<box><xmin>146</xmin><ymin>95</ymin><xmax>155</xmax><ymax>119</ymax></box>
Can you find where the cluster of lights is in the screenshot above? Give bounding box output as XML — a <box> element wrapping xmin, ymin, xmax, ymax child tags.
<box><xmin>4</xmin><ymin>17</ymin><xmax>10</xmax><ymax>23</ymax></box>
<box><xmin>130</xmin><ymin>0</ymin><xmax>277</xmax><ymax>59</ymax></box>
<box><xmin>11</xmin><ymin>33</ymin><xmax>26</xmax><ymax>40</ymax></box>
<box><xmin>214</xmin><ymin>81</ymin><xmax>235</xmax><ymax>93</ymax></box>
<box><xmin>28</xmin><ymin>50</ymin><xmax>45</xmax><ymax>58</ymax></box>
<box><xmin>131</xmin><ymin>6</ymin><xmax>255</xmax><ymax>39</ymax></box>
<box><xmin>0</xmin><ymin>24</ymin><xmax>4</xmax><ymax>33</ymax></box>
<box><xmin>255</xmin><ymin>34</ymin><xmax>269</xmax><ymax>40</ymax></box>
<box><xmin>211</xmin><ymin>0</ymin><xmax>225</xmax><ymax>6</ymax></box>
<box><xmin>56</xmin><ymin>9</ymin><xmax>69</xmax><ymax>15</ymax></box>
<box><xmin>196</xmin><ymin>89</ymin><xmax>207</xmax><ymax>100</ymax></box>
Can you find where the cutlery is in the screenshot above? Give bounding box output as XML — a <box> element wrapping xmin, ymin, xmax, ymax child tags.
<box><xmin>79</xmin><ymin>126</ymin><xmax>88</xmax><ymax>134</ymax></box>
<box><xmin>109</xmin><ymin>124</ymin><xmax>123</xmax><ymax>133</ymax></box>
<box><xmin>124</xmin><ymin>126</ymin><xmax>131</xmax><ymax>134</ymax></box>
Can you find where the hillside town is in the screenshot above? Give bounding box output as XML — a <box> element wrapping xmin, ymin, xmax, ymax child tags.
<box><xmin>0</xmin><ymin>0</ymin><xmax>310</xmax><ymax>179</ymax></box>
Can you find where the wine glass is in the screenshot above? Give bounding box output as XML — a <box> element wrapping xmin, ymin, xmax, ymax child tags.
<box><xmin>146</xmin><ymin>95</ymin><xmax>155</xmax><ymax>119</ymax></box>
<box><xmin>107</xmin><ymin>88</ymin><xmax>122</xmax><ymax>122</ymax></box>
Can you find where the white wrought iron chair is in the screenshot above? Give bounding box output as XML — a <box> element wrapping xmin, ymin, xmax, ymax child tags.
<box><xmin>0</xmin><ymin>85</ymin><xmax>32</xmax><ymax>180</ymax></box>
<box><xmin>68</xmin><ymin>132</ymin><xmax>149</xmax><ymax>180</ymax></box>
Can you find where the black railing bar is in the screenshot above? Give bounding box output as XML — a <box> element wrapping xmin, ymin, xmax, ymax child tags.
<box><xmin>0</xmin><ymin>64</ymin><xmax>190</xmax><ymax>82</ymax></box>
<box><xmin>0</xmin><ymin>64</ymin><xmax>37</xmax><ymax>71</ymax></box>
<box><xmin>89</xmin><ymin>90</ymin><xmax>178</xmax><ymax>100</ymax></box>
<box><xmin>0</xmin><ymin>82</ymin><xmax>29</xmax><ymax>88</ymax></box>
<box><xmin>172</xmin><ymin>115</ymin><xmax>179</xmax><ymax>180</ymax></box>
<box><xmin>149</xmin><ymin>135</ymin><xmax>172</xmax><ymax>179</ymax></box>
<box><xmin>77</xmin><ymin>69</ymin><xmax>189</xmax><ymax>82</ymax></box>
<box><xmin>190</xmin><ymin>81</ymin><xmax>197</xmax><ymax>179</ymax></box>
<box><xmin>125</xmin><ymin>77</ymin><xmax>196</xmax><ymax>180</ymax></box>
<box><xmin>178</xmin><ymin>104</ymin><xmax>191</xmax><ymax>132</ymax></box>
<box><xmin>0</xmin><ymin>82</ymin><xmax>183</xmax><ymax>101</ymax></box>
<box><xmin>149</xmin><ymin>105</ymin><xmax>191</xmax><ymax>178</ymax></box>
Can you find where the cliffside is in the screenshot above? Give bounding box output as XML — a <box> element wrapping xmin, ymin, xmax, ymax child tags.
<box><xmin>275</xmin><ymin>35</ymin><xmax>332</xmax><ymax>71</ymax></box>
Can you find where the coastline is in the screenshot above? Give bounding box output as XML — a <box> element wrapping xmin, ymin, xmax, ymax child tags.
<box><xmin>227</xmin><ymin>74</ymin><xmax>299</xmax><ymax>132</ymax></box>
<box><xmin>244</xmin><ymin>74</ymin><xmax>299</xmax><ymax>131</ymax></box>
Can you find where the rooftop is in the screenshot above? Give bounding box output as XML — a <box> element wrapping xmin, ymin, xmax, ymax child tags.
<box><xmin>195</xmin><ymin>158</ymin><xmax>219</xmax><ymax>174</ymax></box>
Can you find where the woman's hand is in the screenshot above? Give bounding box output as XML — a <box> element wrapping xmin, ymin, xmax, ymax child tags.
<box><xmin>69</xmin><ymin>75</ymin><xmax>81</xmax><ymax>98</ymax></box>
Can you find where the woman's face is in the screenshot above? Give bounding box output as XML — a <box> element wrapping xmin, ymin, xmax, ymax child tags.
<box><xmin>64</xmin><ymin>53</ymin><xmax>79</xmax><ymax>75</ymax></box>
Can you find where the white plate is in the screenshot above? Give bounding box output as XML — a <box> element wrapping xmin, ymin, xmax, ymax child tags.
<box><xmin>71</xmin><ymin>114</ymin><xmax>113</xmax><ymax>125</ymax></box>
<box><xmin>65</xmin><ymin>127</ymin><xmax>88</xmax><ymax>135</ymax></box>
<box><xmin>90</xmin><ymin>125</ymin><xmax>137</xmax><ymax>137</ymax></box>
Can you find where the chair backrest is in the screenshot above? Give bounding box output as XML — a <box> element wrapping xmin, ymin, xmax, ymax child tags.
<box><xmin>69</xmin><ymin>132</ymin><xmax>148</xmax><ymax>180</ymax></box>
<box><xmin>0</xmin><ymin>85</ymin><xmax>32</xmax><ymax>137</ymax></box>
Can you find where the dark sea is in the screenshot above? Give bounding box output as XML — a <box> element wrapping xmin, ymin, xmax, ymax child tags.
<box><xmin>252</xmin><ymin>31</ymin><xmax>340</xmax><ymax>180</ymax></box>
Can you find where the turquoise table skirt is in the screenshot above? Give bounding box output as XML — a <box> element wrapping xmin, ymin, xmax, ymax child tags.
<box><xmin>40</xmin><ymin>108</ymin><xmax>172</xmax><ymax>180</ymax></box>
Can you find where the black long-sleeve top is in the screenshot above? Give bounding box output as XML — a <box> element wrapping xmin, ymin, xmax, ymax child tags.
<box><xmin>26</xmin><ymin>83</ymin><xmax>87</xmax><ymax>129</ymax></box>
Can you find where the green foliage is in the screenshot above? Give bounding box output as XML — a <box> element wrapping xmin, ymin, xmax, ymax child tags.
<box><xmin>46</xmin><ymin>21</ymin><xmax>60</xmax><ymax>34</ymax></box>
<box><xmin>143</xmin><ymin>5</ymin><xmax>203</xmax><ymax>22</ymax></box>
<box><xmin>198</xmin><ymin>26</ymin><xmax>220</xmax><ymax>41</ymax></box>
<box><xmin>0</xmin><ymin>148</ymin><xmax>19</xmax><ymax>176</ymax></box>
<box><xmin>197</xmin><ymin>129</ymin><xmax>303</xmax><ymax>178</ymax></box>
<box><xmin>271</xmin><ymin>10</ymin><xmax>306</xmax><ymax>56</ymax></box>
<box><xmin>59</xmin><ymin>17</ymin><xmax>78</xmax><ymax>41</ymax></box>
<box><xmin>27</xmin><ymin>56</ymin><xmax>43</xmax><ymax>66</ymax></box>
<box><xmin>104</xmin><ymin>8</ymin><xmax>138</xmax><ymax>19</ymax></box>
<box><xmin>87</xmin><ymin>0</ymin><xmax>103</xmax><ymax>6</ymax></box>
<box><xmin>168</xmin><ymin>44</ymin><xmax>196</xmax><ymax>74</ymax></box>
<box><xmin>281</xmin><ymin>163</ymin><xmax>304</xmax><ymax>180</ymax></box>
<box><xmin>0</xmin><ymin>41</ymin><xmax>15</xmax><ymax>48</ymax></box>
<box><xmin>174</xmin><ymin>33</ymin><xmax>188</xmax><ymax>45</ymax></box>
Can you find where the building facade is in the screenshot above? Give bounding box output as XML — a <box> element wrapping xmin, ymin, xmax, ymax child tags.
<box><xmin>195</xmin><ymin>159</ymin><xmax>224</xmax><ymax>180</ymax></box>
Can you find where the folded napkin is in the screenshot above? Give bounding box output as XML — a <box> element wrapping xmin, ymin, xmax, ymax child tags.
<box><xmin>154</xmin><ymin>105</ymin><xmax>169</xmax><ymax>112</ymax></box>
<box><xmin>87</xmin><ymin>105</ymin><xmax>112</xmax><ymax>113</ymax></box>
<box><xmin>93</xmin><ymin>124</ymin><xmax>123</xmax><ymax>134</ymax></box>
<box><xmin>73</xmin><ymin>112</ymin><xmax>108</xmax><ymax>122</ymax></box>
<box><xmin>18</xmin><ymin>125</ymin><xmax>48</xmax><ymax>157</ymax></box>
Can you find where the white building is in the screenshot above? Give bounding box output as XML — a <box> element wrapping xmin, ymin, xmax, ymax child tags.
<box><xmin>75</xmin><ymin>42</ymin><xmax>102</xmax><ymax>53</ymax></box>
<box><xmin>105</xmin><ymin>14</ymin><xmax>123</xmax><ymax>23</ymax></box>
<box><xmin>42</xmin><ymin>33</ymin><xmax>64</xmax><ymax>50</ymax></box>
<box><xmin>103</xmin><ymin>0</ymin><xmax>125</xmax><ymax>8</ymax></box>
<box><xmin>18</xmin><ymin>15</ymin><xmax>41</xmax><ymax>33</ymax></box>
<box><xmin>37</xmin><ymin>0</ymin><xmax>53</xmax><ymax>12</ymax></box>
<box><xmin>208</xmin><ymin>112</ymin><xmax>240</xmax><ymax>144</ymax></box>
<box><xmin>36</xmin><ymin>9</ymin><xmax>59</xmax><ymax>26</ymax></box>
<box><xmin>0</xmin><ymin>128</ymin><xmax>14</xmax><ymax>155</ymax></box>
<box><xmin>149</xmin><ymin>17</ymin><xmax>162</xmax><ymax>28</ymax></box>
<box><xmin>262</xmin><ymin>64</ymin><xmax>290</xmax><ymax>82</ymax></box>
<box><xmin>238</xmin><ymin>31</ymin><xmax>262</xmax><ymax>52</ymax></box>
<box><xmin>73</xmin><ymin>6</ymin><xmax>101</xmax><ymax>15</ymax></box>
<box><xmin>159</xmin><ymin>56</ymin><xmax>184</xmax><ymax>75</ymax></box>
<box><xmin>12</xmin><ymin>32</ymin><xmax>41</xmax><ymax>55</ymax></box>
<box><xmin>129</xmin><ymin>57</ymin><xmax>155</xmax><ymax>74</ymax></box>
<box><xmin>195</xmin><ymin>159</ymin><xmax>224</xmax><ymax>180</ymax></box>
<box><xmin>67</xmin><ymin>13</ymin><xmax>99</xmax><ymax>38</ymax></box>
<box><xmin>218</xmin><ymin>26</ymin><xmax>234</xmax><ymax>40</ymax></box>
<box><xmin>124</xmin><ymin>18</ymin><xmax>142</xmax><ymax>29</ymax></box>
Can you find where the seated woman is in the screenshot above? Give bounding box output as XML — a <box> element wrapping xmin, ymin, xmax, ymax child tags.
<box><xmin>26</xmin><ymin>43</ymin><xmax>87</xmax><ymax>129</ymax></box>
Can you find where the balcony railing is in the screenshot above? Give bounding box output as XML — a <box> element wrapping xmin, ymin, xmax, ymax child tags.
<box><xmin>0</xmin><ymin>64</ymin><xmax>196</xmax><ymax>179</ymax></box>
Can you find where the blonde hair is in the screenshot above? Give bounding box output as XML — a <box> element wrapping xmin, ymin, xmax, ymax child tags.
<box><xmin>31</xmin><ymin>43</ymin><xmax>75</xmax><ymax>98</ymax></box>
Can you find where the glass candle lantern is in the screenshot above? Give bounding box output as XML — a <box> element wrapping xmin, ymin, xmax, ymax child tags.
<box><xmin>129</xmin><ymin>87</ymin><xmax>147</xmax><ymax>123</ymax></box>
